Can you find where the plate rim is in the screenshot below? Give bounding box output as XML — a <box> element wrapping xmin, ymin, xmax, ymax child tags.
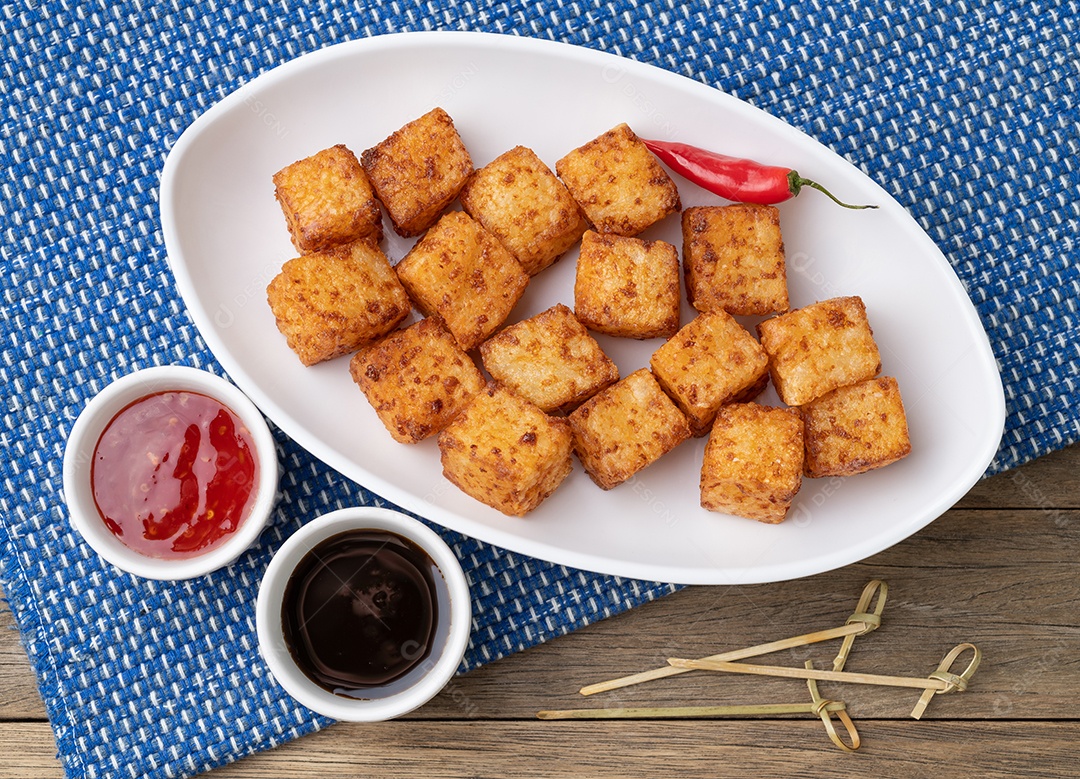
<box><xmin>160</xmin><ymin>30</ymin><xmax>1006</xmax><ymax>585</ymax></box>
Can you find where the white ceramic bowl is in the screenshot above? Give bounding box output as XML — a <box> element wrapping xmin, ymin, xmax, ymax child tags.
<box><xmin>63</xmin><ymin>365</ymin><xmax>279</xmax><ymax>579</ymax></box>
<box><xmin>256</xmin><ymin>507</ymin><xmax>472</xmax><ymax>721</ymax></box>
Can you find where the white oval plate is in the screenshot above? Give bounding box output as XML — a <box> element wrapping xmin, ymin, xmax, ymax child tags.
<box><xmin>160</xmin><ymin>31</ymin><xmax>1004</xmax><ymax>585</ymax></box>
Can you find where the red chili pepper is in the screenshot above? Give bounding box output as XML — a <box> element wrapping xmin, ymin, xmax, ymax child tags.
<box><xmin>643</xmin><ymin>139</ymin><xmax>877</xmax><ymax>210</ymax></box>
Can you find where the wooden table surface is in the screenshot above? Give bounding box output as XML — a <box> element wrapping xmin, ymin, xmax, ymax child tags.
<box><xmin>3</xmin><ymin>443</ymin><xmax>1078</xmax><ymax>778</ymax></box>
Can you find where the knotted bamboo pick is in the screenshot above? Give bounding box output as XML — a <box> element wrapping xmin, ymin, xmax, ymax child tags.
<box><xmin>539</xmin><ymin>660</ymin><xmax>860</xmax><ymax>752</ymax></box>
<box><xmin>668</xmin><ymin>642</ymin><xmax>981</xmax><ymax>719</ymax></box>
<box><xmin>804</xmin><ymin>661</ymin><xmax>860</xmax><ymax>752</ymax></box>
<box><xmin>578</xmin><ymin>580</ymin><xmax>887</xmax><ymax>696</ymax></box>
<box><xmin>832</xmin><ymin>580</ymin><xmax>888</xmax><ymax>672</ymax></box>
<box><xmin>909</xmin><ymin>643</ymin><xmax>981</xmax><ymax>719</ymax></box>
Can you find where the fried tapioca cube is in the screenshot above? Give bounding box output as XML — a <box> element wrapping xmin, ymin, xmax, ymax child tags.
<box><xmin>479</xmin><ymin>304</ymin><xmax>619</xmax><ymax>414</ymax></box>
<box><xmin>800</xmin><ymin>376</ymin><xmax>912</xmax><ymax>478</ymax></box>
<box><xmin>650</xmin><ymin>311</ymin><xmax>770</xmax><ymax>437</ymax></box>
<box><xmin>272</xmin><ymin>144</ymin><xmax>383</xmax><ymax>252</ymax></box>
<box><xmin>350</xmin><ymin>317</ymin><xmax>486</xmax><ymax>444</ymax></box>
<box><xmin>700</xmin><ymin>403</ymin><xmax>804</xmax><ymax>524</ymax></box>
<box><xmin>757</xmin><ymin>296</ymin><xmax>882</xmax><ymax>407</ymax></box>
<box><xmin>556</xmin><ymin>123</ymin><xmax>681</xmax><ymax>236</ymax></box>
<box><xmin>438</xmin><ymin>383</ymin><xmax>574</xmax><ymax>516</ymax></box>
<box><xmin>266</xmin><ymin>240</ymin><xmax>410</xmax><ymax>366</ymax></box>
<box><xmin>682</xmin><ymin>204</ymin><xmax>788</xmax><ymax>316</ymax></box>
<box><xmin>361</xmin><ymin>107</ymin><xmax>473</xmax><ymax>237</ymax></box>
<box><xmin>460</xmin><ymin>145</ymin><xmax>588</xmax><ymax>275</ymax></box>
<box><xmin>394</xmin><ymin>211</ymin><xmax>529</xmax><ymax>351</ymax></box>
<box><xmin>568</xmin><ymin>368</ymin><xmax>691</xmax><ymax>490</ymax></box>
<box><xmin>729</xmin><ymin>371</ymin><xmax>771</xmax><ymax>404</ymax></box>
<box><xmin>574</xmin><ymin>230</ymin><xmax>681</xmax><ymax>339</ymax></box>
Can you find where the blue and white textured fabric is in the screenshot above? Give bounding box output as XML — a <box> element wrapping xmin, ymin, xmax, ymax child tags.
<box><xmin>1</xmin><ymin>2</ymin><xmax>1077</xmax><ymax>777</ymax></box>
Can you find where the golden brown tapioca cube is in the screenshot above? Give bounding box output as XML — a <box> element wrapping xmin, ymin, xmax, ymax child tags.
<box><xmin>460</xmin><ymin>146</ymin><xmax>588</xmax><ymax>275</ymax></box>
<box><xmin>350</xmin><ymin>317</ymin><xmax>486</xmax><ymax>444</ymax></box>
<box><xmin>272</xmin><ymin>144</ymin><xmax>383</xmax><ymax>253</ymax></box>
<box><xmin>650</xmin><ymin>311</ymin><xmax>770</xmax><ymax>437</ymax></box>
<box><xmin>479</xmin><ymin>304</ymin><xmax>619</xmax><ymax>414</ymax></box>
<box><xmin>266</xmin><ymin>241</ymin><xmax>410</xmax><ymax>366</ymax></box>
<box><xmin>395</xmin><ymin>211</ymin><xmax>529</xmax><ymax>351</ymax></box>
<box><xmin>574</xmin><ymin>230</ymin><xmax>681</xmax><ymax>339</ymax></box>
<box><xmin>729</xmin><ymin>371</ymin><xmax>771</xmax><ymax>404</ymax></box>
<box><xmin>438</xmin><ymin>383</ymin><xmax>574</xmax><ymax>516</ymax></box>
<box><xmin>700</xmin><ymin>403</ymin><xmax>804</xmax><ymax>524</ymax></box>
<box><xmin>683</xmin><ymin>204</ymin><xmax>788</xmax><ymax>316</ymax></box>
<box><xmin>756</xmin><ymin>295</ymin><xmax>882</xmax><ymax>407</ymax></box>
<box><xmin>361</xmin><ymin>107</ymin><xmax>473</xmax><ymax>237</ymax></box>
<box><xmin>556</xmin><ymin>123</ymin><xmax>681</xmax><ymax>236</ymax></box>
<box><xmin>800</xmin><ymin>376</ymin><xmax>912</xmax><ymax>478</ymax></box>
<box><xmin>568</xmin><ymin>368</ymin><xmax>691</xmax><ymax>490</ymax></box>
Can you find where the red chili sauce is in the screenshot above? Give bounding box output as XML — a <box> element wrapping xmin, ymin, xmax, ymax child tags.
<box><xmin>91</xmin><ymin>391</ymin><xmax>260</xmax><ymax>559</ymax></box>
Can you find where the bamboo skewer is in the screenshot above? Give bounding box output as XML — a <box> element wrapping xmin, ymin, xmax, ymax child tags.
<box><xmin>579</xmin><ymin>580</ymin><xmax>888</xmax><ymax>696</ymax></box>
<box><xmin>668</xmin><ymin>642</ymin><xmax>981</xmax><ymax>720</ymax></box>
<box><xmin>537</xmin><ymin>701</ymin><xmax>848</xmax><ymax>719</ymax></box>
<box><xmin>539</xmin><ymin>660</ymin><xmax>861</xmax><ymax>753</ymax></box>
<box><xmin>832</xmin><ymin>580</ymin><xmax>889</xmax><ymax>671</ymax></box>
<box><xmin>539</xmin><ymin>579</ymin><xmax>975</xmax><ymax>752</ymax></box>
<box><xmin>910</xmin><ymin>643</ymin><xmax>982</xmax><ymax>719</ymax></box>
<box><xmin>805</xmin><ymin>661</ymin><xmax>861</xmax><ymax>752</ymax></box>
<box><xmin>667</xmin><ymin>657</ymin><xmax>950</xmax><ymax>690</ymax></box>
<box><xmin>578</xmin><ymin>623</ymin><xmax>865</xmax><ymax>696</ymax></box>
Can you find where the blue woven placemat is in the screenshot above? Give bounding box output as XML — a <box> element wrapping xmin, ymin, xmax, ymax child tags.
<box><xmin>1</xmin><ymin>2</ymin><xmax>1077</xmax><ymax>778</ymax></box>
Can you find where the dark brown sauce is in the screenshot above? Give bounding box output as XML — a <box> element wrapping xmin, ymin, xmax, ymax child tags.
<box><xmin>282</xmin><ymin>530</ymin><xmax>445</xmax><ymax>697</ymax></box>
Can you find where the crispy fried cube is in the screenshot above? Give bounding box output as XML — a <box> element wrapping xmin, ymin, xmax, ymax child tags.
<box><xmin>361</xmin><ymin>107</ymin><xmax>473</xmax><ymax>237</ymax></box>
<box><xmin>650</xmin><ymin>311</ymin><xmax>770</xmax><ymax>437</ymax></box>
<box><xmin>272</xmin><ymin>144</ymin><xmax>383</xmax><ymax>253</ymax></box>
<box><xmin>480</xmin><ymin>304</ymin><xmax>619</xmax><ymax>414</ymax></box>
<box><xmin>266</xmin><ymin>241</ymin><xmax>410</xmax><ymax>366</ymax></box>
<box><xmin>350</xmin><ymin>317</ymin><xmax>486</xmax><ymax>444</ymax></box>
<box><xmin>700</xmin><ymin>403</ymin><xmax>804</xmax><ymax>523</ymax></box>
<box><xmin>683</xmin><ymin>204</ymin><xmax>788</xmax><ymax>316</ymax></box>
<box><xmin>438</xmin><ymin>383</ymin><xmax>574</xmax><ymax>516</ymax></box>
<box><xmin>394</xmin><ymin>211</ymin><xmax>529</xmax><ymax>351</ymax></box>
<box><xmin>460</xmin><ymin>146</ymin><xmax>588</xmax><ymax>275</ymax></box>
<box><xmin>556</xmin><ymin>123</ymin><xmax>681</xmax><ymax>236</ymax></box>
<box><xmin>757</xmin><ymin>296</ymin><xmax>882</xmax><ymax>406</ymax></box>
<box><xmin>568</xmin><ymin>368</ymin><xmax>691</xmax><ymax>490</ymax></box>
<box><xmin>574</xmin><ymin>230</ymin><xmax>681</xmax><ymax>339</ymax></box>
<box><xmin>729</xmin><ymin>371</ymin><xmax>771</xmax><ymax>404</ymax></box>
<box><xmin>800</xmin><ymin>377</ymin><xmax>912</xmax><ymax>478</ymax></box>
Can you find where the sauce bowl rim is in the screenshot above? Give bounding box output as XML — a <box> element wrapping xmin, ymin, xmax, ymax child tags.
<box><xmin>255</xmin><ymin>506</ymin><xmax>472</xmax><ymax>721</ymax></box>
<box><xmin>62</xmin><ymin>364</ymin><xmax>280</xmax><ymax>580</ymax></box>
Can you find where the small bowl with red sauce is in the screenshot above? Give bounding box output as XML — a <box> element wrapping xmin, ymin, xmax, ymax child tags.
<box><xmin>63</xmin><ymin>365</ymin><xmax>279</xmax><ymax>580</ymax></box>
<box><xmin>255</xmin><ymin>507</ymin><xmax>472</xmax><ymax>721</ymax></box>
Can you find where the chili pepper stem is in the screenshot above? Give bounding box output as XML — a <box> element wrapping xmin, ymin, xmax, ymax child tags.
<box><xmin>788</xmin><ymin>171</ymin><xmax>877</xmax><ymax>210</ymax></box>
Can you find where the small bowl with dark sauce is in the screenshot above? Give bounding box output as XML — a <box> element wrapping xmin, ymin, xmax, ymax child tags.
<box><xmin>63</xmin><ymin>365</ymin><xmax>279</xmax><ymax>579</ymax></box>
<box><xmin>256</xmin><ymin>507</ymin><xmax>472</xmax><ymax>721</ymax></box>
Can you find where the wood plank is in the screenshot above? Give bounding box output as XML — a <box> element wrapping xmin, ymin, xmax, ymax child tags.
<box><xmin>957</xmin><ymin>442</ymin><xmax>1080</xmax><ymax>510</ymax></box>
<box><xmin>2</xmin><ymin>720</ymin><xmax>1079</xmax><ymax>779</ymax></box>
<box><xmin>0</xmin><ymin>598</ymin><xmax>47</xmax><ymax>720</ymax></box>
<box><xmin>0</xmin><ymin>724</ymin><xmax>60</xmax><ymax>779</ymax></box>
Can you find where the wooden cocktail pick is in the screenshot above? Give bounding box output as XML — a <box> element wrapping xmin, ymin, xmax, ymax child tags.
<box><xmin>804</xmin><ymin>661</ymin><xmax>861</xmax><ymax>752</ymax></box>
<box><xmin>831</xmin><ymin>580</ymin><xmax>888</xmax><ymax>672</ymax></box>
<box><xmin>909</xmin><ymin>643</ymin><xmax>981</xmax><ymax>719</ymax></box>
<box><xmin>668</xmin><ymin>642</ymin><xmax>981</xmax><ymax>720</ymax></box>
<box><xmin>578</xmin><ymin>580</ymin><xmax>887</xmax><ymax>696</ymax></box>
<box><xmin>538</xmin><ymin>659</ymin><xmax>860</xmax><ymax>752</ymax></box>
